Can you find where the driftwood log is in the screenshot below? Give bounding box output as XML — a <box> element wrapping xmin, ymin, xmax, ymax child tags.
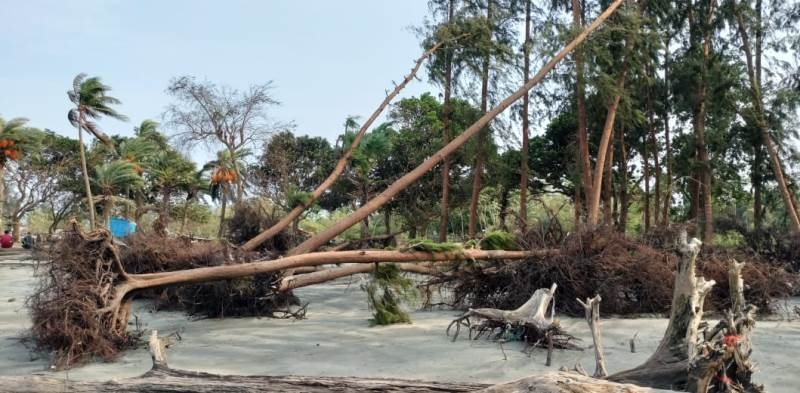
<box><xmin>0</xmin><ymin>331</ymin><xmax>666</xmax><ymax>393</ymax></box>
<box><xmin>446</xmin><ymin>284</ymin><xmax>577</xmax><ymax>351</ymax></box>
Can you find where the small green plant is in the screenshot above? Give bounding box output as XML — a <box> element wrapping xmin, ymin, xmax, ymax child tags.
<box><xmin>479</xmin><ymin>230</ymin><xmax>518</xmax><ymax>250</ymax></box>
<box><xmin>362</xmin><ymin>263</ymin><xmax>417</xmax><ymax>326</ymax></box>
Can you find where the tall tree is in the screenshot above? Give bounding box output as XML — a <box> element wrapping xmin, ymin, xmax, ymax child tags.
<box><xmin>67</xmin><ymin>74</ymin><xmax>128</xmax><ymax>228</ymax></box>
<box><xmin>732</xmin><ymin>0</ymin><xmax>800</xmax><ymax>234</ymax></box>
<box><xmin>165</xmin><ymin>76</ymin><xmax>286</xmax><ymax>201</ymax></box>
<box><xmin>519</xmin><ymin>0</ymin><xmax>533</xmax><ymax>232</ymax></box>
<box><xmin>288</xmin><ymin>0</ymin><xmax>627</xmax><ymax>255</ymax></box>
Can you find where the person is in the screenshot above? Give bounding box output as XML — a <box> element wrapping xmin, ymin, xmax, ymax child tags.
<box><xmin>0</xmin><ymin>230</ymin><xmax>13</xmax><ymax>249</ymax></box>
<box><xmin>21</xmin><ymin>232</ymin><xmax>33</xmax><ymax>249</ymax></box>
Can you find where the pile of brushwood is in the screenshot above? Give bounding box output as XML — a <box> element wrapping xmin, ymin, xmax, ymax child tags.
<box><xmin>118</xmin><ymin>231</ymin><xmax>301</xmax><ymax>319</ymax></box>
<box><xmin>27</xmin><ymin>220</ymin><xmax>300</xmax><ymax>369</ymax></box>
<box><xmin>431</xmin><ymin>229</ymin><xmax>797</xmax><ymax>316</ymax></box>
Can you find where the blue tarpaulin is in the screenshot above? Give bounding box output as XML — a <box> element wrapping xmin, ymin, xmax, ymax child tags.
<box><xmin>108</xmin><ymin>217</ymin><xmax>136</xmax><ymax>237</ymax></box>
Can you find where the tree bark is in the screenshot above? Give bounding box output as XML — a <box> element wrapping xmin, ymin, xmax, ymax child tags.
<box><xmin>577</xmin><ymin>295</ymin><xmax>608</xmax><ymax>378</ymax></box>
<box><xmin>662</xmin><ymin>37</ymin><xmax>672</xmax><ymax>225</ymax></box>
<box><xmin>733</xmin><ymin>2</ymin><xmax>800</xmax><ymax>235</ymax></box>
<box><xmin>602</xmin><ymin>131</ymin><xmax>615</xmax><ymax>227</ymax></box>
<box><xmin>217</xmin><ymin>191</ymin><xmax>227</xmax><ymax>239</ymax></box>
<box><xmin>287</xmin><ymin>0</ymin><xmax>626</xmax><ymax>255</ymax></box>
<box><xmin>241</xmin><ymin>42</ymin><xmax>445</xmax><ymax>252</ymax></box>
<box><xmin>469</xmin><ymin>0</ymin><xmax>493</xmax><ymax>240</ymax></box>
<box><xmin>519</xmin><ymin>0</ymin><xmax>532</xmax><ymax>233</ymax></box>
<box><xmin>752</xmin><ymin>148</ymin><xmax>764</xmax><ymax>230</ymax></box>
<box><xmin>439</xmin><ymin>0</ymin><xmax>456</xmax><ymax>243</ymax></box>
<box><xmin>642</xmin><ymin>133</ymin><xmax>651</xmax><ymax>232</ymax></box>
<box><xmin>617</xmin><ymin>127</ymin><xmax>629</xmax><ymax>233</ymax></box>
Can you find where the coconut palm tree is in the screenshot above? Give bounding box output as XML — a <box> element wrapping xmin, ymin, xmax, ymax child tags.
<box><xmin>148</xmin><ymin>150</ymin><xmax>197</xmax><ymax>229</ymax></box>
<box><xmin>203</xmin><ymin>148</ymin><xmax>250</xmax><ymax>238</ymax></box>
<box><xmin>92</xmin><ymin>160</ymin><xmax>144</xmax><ymax>228</ymax></box>
<box><xmin>68</xmin><ymin>73</ymin><xmax>128</xmax><ymax>228</ymax></box>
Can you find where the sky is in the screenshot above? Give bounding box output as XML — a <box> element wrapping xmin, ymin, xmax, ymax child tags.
<box><xmin>0</xmin><ymin>0</ymin><xmax>437</xmax><ymax>157</ymax></box>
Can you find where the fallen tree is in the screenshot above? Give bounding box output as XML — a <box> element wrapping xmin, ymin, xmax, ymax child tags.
<box><xmin>28</xmin><ymin>0</ymin><xmax>627</xmax><ymax>370</ymax></box>
<box><xmin>29</xmin><ymin>221</ymin><xmax>544</xmax><ymax>369</ymax></box>
<box><xmin>0</xmin><ymin>330</ymin><xmax>661</xmax><ymax>393</ymax></box>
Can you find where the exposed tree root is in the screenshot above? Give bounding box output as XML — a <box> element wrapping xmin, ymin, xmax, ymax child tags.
<box><xmin>446</xmin><ymin>284</ymin><xmax>579</xmax><ymax>351</ymax></box>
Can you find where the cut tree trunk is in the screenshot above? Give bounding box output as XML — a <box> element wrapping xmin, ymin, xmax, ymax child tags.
<box><xmin>288</xmin><ymin>0</ymin><xmax>626</xmax><ymax>255</ymax></box>
<box><xmin>241</xmin><ymin>41</ymin><xmax>446</xmax><ymax>252</ymax></box>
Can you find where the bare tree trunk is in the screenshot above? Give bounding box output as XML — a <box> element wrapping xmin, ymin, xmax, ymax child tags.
<box><xmin>646</xmin><ymin>61</ymin><xmax>661</xmax><ymax>227</ymax></box>
<box><xmin>617</xmin><ymin>127</ymin><xmax>629</xmax><ymax>233</ymax></box>
<box><xmin>662</xmin><ymin>37</ymin><xmax>672</xmax><ymax>225</ymax></box>
<box><xmin>217</xmin><ymin>191</ymin><xmax>227</xmax><ymax>239</ymax></box>
<box><xmin>577</xmin><ymin>295</ymin><xmax>608</xmax><ymax>377</ymax></box>
<box><xmin>469</xmin><ymin>0</ymin><xmax>494</xmax><ymax>240</ymax></box>
<box><xmin>439</xmin><ymin>0</ymin><xmax>456</xmax><ymax>243</ymax></box>
<box><xmin>734</xmin><ymin>3</ymin><xmax>800</xmax><ymax>234</ymax></box>
<box><xmin>519</xmin><ymin>0</ymin><xmax>532</xmax><ymax>233</ymax></box>
<box><xmin>573</xmin><ymin>0</ymin><xmax>591</xmax><ymax>226</ymax></box>
<box><xmin>753</xmin><ymin>148</ymin><xmax>764</xmax><ymax>230</ymax></box>
<box><xmin>241</xmin><ymin>42</ymin><xmax>445</xmax><ymax>251</ymax></box>
<box><xmin>77</xmin><ymin>119</ymin><xmax>96</xmax><ymax>229</ymax></box>
<box><xmin>288</xmin><ymin>0</ymin><xmax>626</xmax><ymax>255</ymax></box>
<box><xmin>642</xmin><ymin>133</ymin><xmax>651</xmax><ymax>232</ymax></box>
<box><xmin>602</xmin><ymin>132</ymin><xmax>615</xmax><ymax>227</ymax></box>
<box><xmin>0</xmin><ymin>166</ymin><xmax>5</xmax><ymax>230</ymax></box>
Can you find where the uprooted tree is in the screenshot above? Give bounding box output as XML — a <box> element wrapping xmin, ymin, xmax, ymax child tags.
<box><xmin>27</xmin><ymin>0</ymin><xmax>626</xmax><ymax>370</ymax></box>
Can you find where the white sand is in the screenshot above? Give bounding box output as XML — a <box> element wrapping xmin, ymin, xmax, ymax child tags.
<box><xmin>0</xmin><ymin>265</ymin><xmax>797</xmax><ymax>392</ymax></box>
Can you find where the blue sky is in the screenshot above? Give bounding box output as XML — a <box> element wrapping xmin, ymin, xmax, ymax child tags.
<box><xmin>0</xmin><ymin>1</ymin><xmax>436</xmax><ymax>155</ymax></box>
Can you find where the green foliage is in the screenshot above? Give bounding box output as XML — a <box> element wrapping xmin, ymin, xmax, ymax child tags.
<box><xmin>286</xmin><ymin>187</ymin><xmax>314</xmax><ymax>208</ymax></box>
<box><xmin>479</xmin><ymin>230</ymin><xmax>518</xmax><ymax>250</ymax></box>
<box><xmin>404</xmin><ymin>238</ymin><xmax>463</xmax><ymax>252</ymax></box>
<box><xmin>362</xmin><ymin>263</ymin><xmax>417</xmax><ymax>326</ymax></box>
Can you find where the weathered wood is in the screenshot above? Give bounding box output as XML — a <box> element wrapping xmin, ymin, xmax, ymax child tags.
<box><xmin>0</xmin><ymin>369</ymin><xmax>491</xmax><ymax>393</ymax></box>
<box><xmin>577</xmin><ymin>294</ymin><xmax>608</xmax><ymax>377</ymax></box>
<box><xmin>475</xmin><ymin>371</ymin><xmax>666</xmax><ymax>392</ymax></box>
<box><xmin>609</xmin><ymin>232</ymin><xmax>710</xmax><ymax>390</ymax></box>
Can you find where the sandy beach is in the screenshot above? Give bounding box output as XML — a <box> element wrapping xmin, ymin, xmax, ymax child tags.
<box><xmin>0</xmin><ymin>262</ymin><xmax>797</xmax><ymax>392</ymax></box>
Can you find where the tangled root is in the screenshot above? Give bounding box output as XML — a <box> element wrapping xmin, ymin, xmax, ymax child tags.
<box><xmin>27</xmin><ymin>221</ymin><xmax>138</xmax><ymax>369</ymax></box>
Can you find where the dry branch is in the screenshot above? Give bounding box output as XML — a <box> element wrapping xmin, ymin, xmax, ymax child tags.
<box><xmin>577</xmin><ymin>294</ymin><xmax>607</xmax><ymax>377</ymax></box>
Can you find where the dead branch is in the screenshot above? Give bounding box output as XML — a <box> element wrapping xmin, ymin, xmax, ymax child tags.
<box><xmin>577</xmin><ymin>294</ymin><xmax>607</xmax><ymax>377</ymax></box>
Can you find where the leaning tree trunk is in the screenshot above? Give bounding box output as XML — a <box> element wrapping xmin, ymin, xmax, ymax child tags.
<box><xmin>734</xmin><ymin>3</ymin><xmax>800</xmax><ymax>235</ymax></box>
<box><xmin>241</xmin><ymin>42</ymin><xmax>445</xmax><ymax>252</ymax></box>
<box><xmin>77</xmin><ymin>119</ymin><xmax>97</xmax><ymax>229</ymax></box>
<box><xmin>288</xmin><ymin>0</ymin><xmax>626</xmax><ymax>255</ymax></box>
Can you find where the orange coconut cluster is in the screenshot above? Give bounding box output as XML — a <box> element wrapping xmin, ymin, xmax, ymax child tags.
<box><xmin>0</xmin><ymin>140</ymin><xmax>20</xmax><ymax>161</ymax></box>
<box><xmin>211</xmin><ymin>167</ymin><xmax>237</xmax><ymax>184</ymax></box>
